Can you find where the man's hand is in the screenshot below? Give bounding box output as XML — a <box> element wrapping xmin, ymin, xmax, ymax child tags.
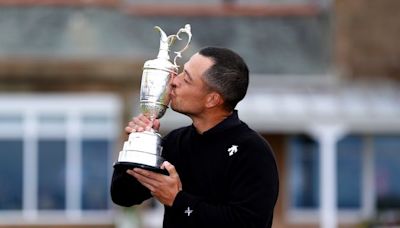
<box><xmin>125</xmin><ymin>114</ymin><xmax>161</xmax><ymax>134</ymax></box>
<box><xmin>127</xmin><ymin>161</ymin><xmax>182</xmax><ymax>207</ymax></box>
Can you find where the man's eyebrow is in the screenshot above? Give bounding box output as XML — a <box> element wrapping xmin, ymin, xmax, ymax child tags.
<box><xmin>184</xmin><ymin>69</ymin><xmax>193</xmax><ymax>82</ymax></box>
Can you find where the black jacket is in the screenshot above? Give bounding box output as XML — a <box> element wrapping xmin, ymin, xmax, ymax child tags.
<box><xmin>111</xmin><ymin>111</ymin><xmax>279</xmax><ymax>228</ymax></box>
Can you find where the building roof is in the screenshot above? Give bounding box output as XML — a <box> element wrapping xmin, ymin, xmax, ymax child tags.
<box><xmin>0</xmin><ymin>5</ymin><xmax>329</xmax><ymax>75</ymax></box>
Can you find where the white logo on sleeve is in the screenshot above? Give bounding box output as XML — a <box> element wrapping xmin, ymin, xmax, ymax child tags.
<box><xmin>228</xmin><ymin>145</ymin><xmax>238</xmax><ymax>156</ymax></box>
<box><xmin>184</xmin><ymin>207</ymin><xmax>193</xmax><ymax>216</ymax></box>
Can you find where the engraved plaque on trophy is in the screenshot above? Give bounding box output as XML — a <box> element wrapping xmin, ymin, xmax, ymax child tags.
<box><xmin>113</xmin><ymin>24</ymin><xmax>192</xmax><ymax>175</ymax></box>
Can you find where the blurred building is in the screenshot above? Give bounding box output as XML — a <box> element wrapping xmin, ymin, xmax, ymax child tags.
<box><xmin>0</xmin><ymin>0</ymin><xmax>399</xmax><ymax>228</ymax></box>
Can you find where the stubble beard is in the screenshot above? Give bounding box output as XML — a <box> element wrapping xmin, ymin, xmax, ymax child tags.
<box><xmin>170</xmin><ymin>100</ymin><xmax>193</xmax><ymax>117</ymax></box>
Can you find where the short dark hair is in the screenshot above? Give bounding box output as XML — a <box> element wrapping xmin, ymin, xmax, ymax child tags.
<box><xmin>199</xmin><ymin>47</ymin><xmax>249</xmax><ymax>111</ymax></box>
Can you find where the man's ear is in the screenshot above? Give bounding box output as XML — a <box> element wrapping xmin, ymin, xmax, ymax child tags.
<box><xmin>205</xmin><ymin>92</ymin><xmax>223</xmax><ymax>108</ymax></box>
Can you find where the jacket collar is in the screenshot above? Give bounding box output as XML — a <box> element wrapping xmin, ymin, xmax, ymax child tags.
<box><xmin>191</xmin><ymin>110</ymin><xmax>241</xmax><ymax>137</ymax></box>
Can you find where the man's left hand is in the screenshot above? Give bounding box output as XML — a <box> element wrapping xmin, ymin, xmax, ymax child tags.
<box><xmin>127</xmin><ymin>161</ymin><xmax>182</xmax><ymax>207</ymax></box>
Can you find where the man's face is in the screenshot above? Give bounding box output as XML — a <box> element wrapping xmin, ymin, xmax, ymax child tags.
<box><xmin>169</xmin><ymin>53</ymin><xmax>214</xmax><ymax>116</ymax></box>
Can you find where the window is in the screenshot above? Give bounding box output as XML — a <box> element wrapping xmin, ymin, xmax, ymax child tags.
<box><xmin>0</xmin><ymin>139</ymin><xmax>23</xmax><ymax>210</ymax></box>
<box><xmin>374</xmin><ymin>135</ymin><xmax>400</xmax><ymax>209</ymax></box>
<box><xmin>289</xmin><ymin>135</ymin><xmax>319</xmax><ymax>209</ymax></box>
<box><xmin>38</xmin><ymin>139</ymin><xmax>67</xmax><ymax>210</ymax></box>
<box><xmin>288</xmin><ymin>133</ymin><xmax>400</xmax><ymax>225</ymax></box>
<box><xmin>81</xmin><ymin>139</ymin><xmax>109</xmax><ymax>210</ymax></box>
<box><xmin>337</xmin><ymin>136</ymin><xmax>362</xmax><ymax>209</ymax></box>
<box><xmin>0</xmin><ymin>94</ymin><xmax>121</xmax><ymax>224</ymax></box>
<box><xmin>288</xmin><ymin>134</ymin><xmax>363</xmax><ymax>210</ymax></box>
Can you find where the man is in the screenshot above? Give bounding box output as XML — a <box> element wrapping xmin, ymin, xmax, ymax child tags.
<box><xmin>111</xmin><ymin>47</ymin><xmax>279</xmax><ymax>228</ymax></box>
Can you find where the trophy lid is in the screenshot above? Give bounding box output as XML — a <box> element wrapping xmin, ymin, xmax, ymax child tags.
<box><xmin>154</xmin><ymin>24</ymin><xmax>192</xmax><ymax>67</ymax></box>
<box><xmin>143</xmin><ymin>24</ymin><xmax>192</xmax><ymax>74</ymax></box>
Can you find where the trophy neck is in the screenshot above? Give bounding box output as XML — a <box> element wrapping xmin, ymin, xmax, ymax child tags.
<box><xmin>154</xmin><ymin>26</ymin><xmax>170</xmax><ymax>61</ymax></box>
<box><xmin>157</xmin><ymin>43</ymin><xmax>170</xmax><ymax>60</ymax></box>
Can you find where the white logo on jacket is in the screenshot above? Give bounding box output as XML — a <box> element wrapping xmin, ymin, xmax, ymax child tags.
<box><xmin>185</xmin><ymin>207</ymin><xmax>193</xmax><ymax>216</ymax></box>
<box><xmin>228</xmin><ymin>145</ymin><xmax>238</xmax><ymax>156</ymax></box>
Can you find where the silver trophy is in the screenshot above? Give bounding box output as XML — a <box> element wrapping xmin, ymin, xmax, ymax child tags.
<box><xmin>114</xmin><ymin>24</ymin><xmax>192</xmax><ymax>174</ymax></box>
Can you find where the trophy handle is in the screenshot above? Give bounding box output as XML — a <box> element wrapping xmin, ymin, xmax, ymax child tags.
<box><xmin>165</xmin><ymin>24</ymin><xmax>192</xmax><ymax>66</ymax></box>
<box><xmin>154</xmin><ymin>24</ymin><xmax>192</xmax><ymax>66</ymax></box>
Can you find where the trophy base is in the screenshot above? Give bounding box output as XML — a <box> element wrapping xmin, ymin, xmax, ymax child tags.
<box><xmin>113</xmin><ymin>161</ymin><xmax>169</xmax><ymax>176</ymax></box>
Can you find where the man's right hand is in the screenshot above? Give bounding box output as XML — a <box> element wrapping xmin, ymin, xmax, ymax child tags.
<box><xmin>125</xmin><ymin>114</ymin><xmax>161</xmax><ymax>134</ymax></box>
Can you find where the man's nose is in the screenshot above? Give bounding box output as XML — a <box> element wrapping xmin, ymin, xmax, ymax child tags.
<box><xmin>170</xmin><ymin>73</ymin><xmax>180</xmax><ymax>88</ymax></box>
